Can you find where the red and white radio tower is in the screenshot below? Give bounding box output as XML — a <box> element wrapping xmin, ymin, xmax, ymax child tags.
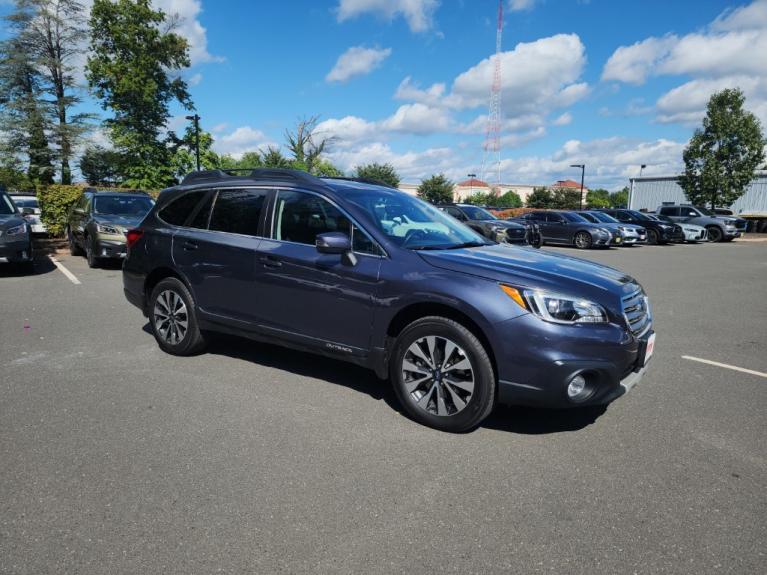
<box><xmin>481</xmin><ymin>0</ymin><xmax>503</xmax><ymax>186</ymax></box>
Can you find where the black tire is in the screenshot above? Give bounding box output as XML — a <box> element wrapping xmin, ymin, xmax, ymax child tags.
<box><xmin>390</xmin><ymin>316</ymin><xmax>495</xmax><ymax>432</ymax></box>
<box><xmin>574</xmin><ymin>231</ymin><xmax>592</xmax><ymax>249</ymax></box>
<box><xmin>149</xmin><ymin>277</ymin><xmax>207</xmax><ymax>356</ymax></box>
<box><xmin>68</xmin><ymin>228</ymin><xmax>83</xmax><ymax>256</ymax></box>
<box><xmin>647</xmin><ymin>228</ymin><xmax>659</xmax><ymax>245</ymax></box>
<box><xmin>706</xmin><ymin>226</ymin><xmax>723</xmax><ymax>243</ymax></box>
<box><xmin>85</xmin><ymin>238</ymin><xmax>99</xmax><ymax>268</ymax></box>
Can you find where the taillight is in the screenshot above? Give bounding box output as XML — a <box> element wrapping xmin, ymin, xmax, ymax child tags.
<box><xmin>126</xmin><ymin>228</ymin><xmax>144</xmax><ymax>249</ymax></box>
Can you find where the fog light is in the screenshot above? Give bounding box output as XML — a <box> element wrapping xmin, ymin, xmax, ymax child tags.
<box><xmin>567</xmin><ymin>374</ymin><xmax>588</xmax><ymax>400</ymax></box>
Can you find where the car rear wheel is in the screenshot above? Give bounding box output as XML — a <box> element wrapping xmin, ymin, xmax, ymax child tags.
<box><xmin>574</xmin><ymin>231</ymin><xmax>592</xmax><ymax>249</ymax></box>
<box><xmin>706</xmin><ymin>226</ymin><xmax>723</xmax><ymax>243</ymax></box>
<box><xmin>390</xmin><ymin>316</ymin><xmax>495</xmax><ymax>432</ymax></box>
<box><xmin>68</xmin><ymin>228</ymin><xmax>83</xmax><ymax>256</ymax></box>
<box><xmin>149</xmin><ymin>277</ymin><xmax>207</xmax><ymax>356</ymax></box>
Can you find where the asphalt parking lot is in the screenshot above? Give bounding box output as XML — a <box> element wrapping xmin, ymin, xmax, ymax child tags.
<box><xmin>1</xmin><ymin>241</ymin><xmax>766</xmax><ymax>574</ymax></box>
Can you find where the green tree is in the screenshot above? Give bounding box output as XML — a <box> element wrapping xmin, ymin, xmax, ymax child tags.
<box><xmin>525</xmin><ymin>186</ymin><xmax>553</xmax><ymax>208</ymax></box>
<box><xmin>78</xmin><ymin>144</ymin><xmax>121</xmax><ymax>186</ymax></box>
<box><xmin>679</xmin><ymin>88</ymin><xmax>766</xmax><ymax>208</ymax></box>
<box><xmin>284</xmin><ymin>115</ymin><xmax>335</xmax><ymax>174</ymax></box>
<box><xmin>0</xmin><ymin>155</ymin><xmax>34</xmax><ymax>191</ymax></box>
<box><xmin>609</xmin><ymin>187</ymin><xmax>629</xmax><ymax>208</ymax></box>
<box><xmin>353</xmin><ymin>162</ymin><xmax>400</xmax><ymax>188</ymax></box>
<box><xmin>87</xmin><ymin>0</ymin><xmax>193</xmax><ymax>189</ymax></box>
<box><xmin>497</xmin><ymin>190</ymin><xmax>523</xmax><ymax>208</ymax></box>
<box><xmin>169</xmin><ymin>126</ymin><xmax>221</xmax><ymax>181</ymax></box>
<box><xmin>312</xmin><ymin>158</ymin><xmax>343</xmax><ymax>177</ymax></box>
<box><xmin>261</xmin><ymin>146</ymin><xmax>291</xmax><ymax>168</ymax></box>
<box><xmin>417</xmin><ymin>174</ymin><xmax>454</xmax><ymax>204</ymax></box>
<box><xmin>21</xmin><ymin>0</ymin><xmax>91</xmax><ymax>184</ymax></box>
<box><xmin>586</xmin><ymin>188</ymin><xmax>610</xmax><ymax>208</ymax></box>
<box><xmin>464</xmin><ymin>191</ymin><xmax>492</xmax><ymax>205</ymax></box>
<box><xmin>550</xmin><ymin>187</ymin><xmax>582</xmax><ymax>209</ymax></box>
<box><xmin>0</xmin><ymin>6</ymin><xmax>55</xmax><ymax>185</ymax></box>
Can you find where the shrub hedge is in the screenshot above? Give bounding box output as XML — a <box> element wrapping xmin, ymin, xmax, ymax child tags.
<box><xmin>37</xmin><ymin>184</ymin><xmax>161</xmax><ymax>237</ymax></box>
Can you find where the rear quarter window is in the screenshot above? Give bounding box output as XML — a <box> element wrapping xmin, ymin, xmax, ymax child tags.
<box><xmin>158</xmin><ymin>190</ymin><xmax>208</xmax><ymax>226</ymax></box>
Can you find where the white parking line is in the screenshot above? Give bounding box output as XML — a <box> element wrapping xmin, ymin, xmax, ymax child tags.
<box><xmin>48</xmin><ymin>255</ymin><xmax>81</xmax><ymax>285</ymax></box>
<box><xmin>682</xmin><ymin>356</ymin><xmax>767</xmax><ymax>379</ymax></box>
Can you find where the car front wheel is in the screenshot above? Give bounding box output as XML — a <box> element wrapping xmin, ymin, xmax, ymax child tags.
<box><xmin>390</xmin><ymin>316</ymin><xmax>495</xmax><ymax>432</ymax></box>
<box><xmin>707</xmin><ymin>226</ymin><xmax>723</xmax><ymax>242</ymax></box>
<box><xmin>149</xmin><ymin>277</ymin><xmax>207</xmax><ymax>356</ymax></box>
<box><xmin>574</xmin><ymin>231</ymin><xmax>592</xmax><ymax>249</ymax></box>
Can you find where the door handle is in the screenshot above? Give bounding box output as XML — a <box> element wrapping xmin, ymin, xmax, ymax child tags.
<box><xmin>259</xmin><ymin>255</ymin><xmax>282</xmax><ymax>268</ymax></box>
<box><xmin>182</xmin><ymin>240</ymin><xmax>198</xmax><ymax>251</ymax></box>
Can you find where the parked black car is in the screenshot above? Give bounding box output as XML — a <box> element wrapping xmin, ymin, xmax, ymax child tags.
<box><xmin>437</xmin><ymin>203</ymin><xmax>541</xmax><ymax>247</ymax></box>
<box><xmin>597</xmin><ymin>209</ymin><xmax>685</xmax><ymax>244</ymax></box>
<box><xmin>67</xmin><ymin>190</ymin><xmax>155</xmax><ymax>267</ymax></box>
<box><xmin>123</xmin><ymin>169</ymin><xmax>655</xmax><ymax>432</ymax></box>
<box><xmin>516</xmin><ymin>210</ymin><xmax>622</xmax><ymax>249</ymax></box>
<box><xmin>0</xmin><ymin>191</ymin><xmax>34</xmax><ymax>271</ymax></box>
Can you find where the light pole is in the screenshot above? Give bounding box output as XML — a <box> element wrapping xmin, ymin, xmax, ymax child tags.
<box><xmin>185</xmin><ymin>114</ymin><xmax>201</xmax><ymax>171</ymax></box>
<box><xmin>570</xmin><ymin>164</ymin><xmax>585</xmax><ymax>210</ymax></box>
<box><xmin>629</xmin><ymin>164</ymin><xmax>647</xmax><ymax>209</ymax></box>
<box><xmin>467</xmin><ymin>173</ymin><xmax>476</xmax><ymax>199</ymax></box>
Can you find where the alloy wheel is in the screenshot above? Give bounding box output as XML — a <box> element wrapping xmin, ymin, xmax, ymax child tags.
<box><xmin>401</xmin><ymin>336</ymin><xmax>475</xmax><ymax>417</ymax></box>
<box><xmin>575</xmin><ymin>232</ymin><xmax>592</xmax><ymax>249</ymax></box>
<box><xmin>153</xmin><ymin>289</ymin><xmax>189</xmax><ymax>345</ymax></box>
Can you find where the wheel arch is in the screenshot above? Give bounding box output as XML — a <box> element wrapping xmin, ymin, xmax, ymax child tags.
<box><xmin>144</xmin><ymin>267</ymin><xmax>193</xmax><ymax>311</ymax></box>
<box><xmin>385</xmin><ymin>302</ymin><xmax>498</xmax><ymax>381</ymax></box>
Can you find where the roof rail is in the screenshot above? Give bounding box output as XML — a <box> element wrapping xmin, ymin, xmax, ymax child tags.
<box><xmin>319</xmin><ymin>175</ymin><xmax>398</xmax><ymax>189</ymax></box>
<box><xmin>181</xmin><ymin>168</ymin><xmax>324</xmax><ymax>186</ymax></box>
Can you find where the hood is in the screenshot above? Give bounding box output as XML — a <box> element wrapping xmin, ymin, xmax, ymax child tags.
<box><xmin>418</xmin><ymin>244</ymin><xmax>638</xmax><ymax>310</ymax></box>
<box><xmin>0</xmin><ymin>213</ymin><xmax>26</xmax><ymax>231</ymax></box>
<box><xmin>93</xmin><ymin>214</ymin><xmax>146</xmax><ymax>229</ymax></box>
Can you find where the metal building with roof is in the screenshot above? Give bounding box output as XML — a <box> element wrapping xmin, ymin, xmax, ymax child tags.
<box><xmin>629</xmin><ymin>172</ymin><xmax>767</xmax><ymax>217</ymax></box>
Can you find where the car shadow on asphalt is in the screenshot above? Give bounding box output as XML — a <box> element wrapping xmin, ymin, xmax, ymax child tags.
<box><xmin>142</xmin><ymin>326</ymin><xmax>608</xmax><ymax>435</ymax></box>
<box><xmin>0</xmin><ymin>255</ymin><xmax>56</xmax><ymax>278</ymax></box>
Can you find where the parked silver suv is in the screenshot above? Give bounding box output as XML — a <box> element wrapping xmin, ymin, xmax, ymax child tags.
<box><xmin>656</xmin><ymin>204</ymin><xmax>747</xmax><ymax>242</ymax></box>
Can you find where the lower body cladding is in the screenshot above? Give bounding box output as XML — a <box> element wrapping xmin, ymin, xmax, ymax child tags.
<box><xmin>94</xmin><ymin>238</ymin><xmax>127</xmax><ymax>259</ymax></box>
<box><xmin>491</xmin><ymin>313</ymin><xmax>653</xmax><ymax>408</ymax></box>
<box><xmin>0</xmin><ymin>237</ymin><xmax>33</xmax><ymax>263</ymax></box>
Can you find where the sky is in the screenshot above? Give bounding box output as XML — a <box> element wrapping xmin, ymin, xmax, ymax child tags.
<box><xmin>2</xmin><ymin>0</ymin><xmax>766</xmax><ymax>190</ymax></box>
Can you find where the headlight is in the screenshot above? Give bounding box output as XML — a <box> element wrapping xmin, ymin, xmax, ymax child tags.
<box><xmin>5</xmin><ymin>223</ymin><xmax>28</xmax><ymax>236</ymax></box>
<box><xmin>501</xmin><ymin>285</ymin><xmax>608</xmax><ymax>324</ymax></box>
<box><xmin>97</xmin><ymin>223</ymin><xmax>120</xmax><ymax>234</ymax></box>
<box><xmin>595</xmin><ymin>228</ymin><xmax>609</xmax><ymax>236</ymax></box>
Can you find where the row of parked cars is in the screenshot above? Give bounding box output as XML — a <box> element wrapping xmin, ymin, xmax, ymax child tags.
<box><xmin>437</xmin><ymin>202</ymin><xmax>748</xmax><ymax>249</ymax></box>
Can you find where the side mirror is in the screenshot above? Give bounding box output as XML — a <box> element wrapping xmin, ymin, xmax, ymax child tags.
<box><xmin>20</xmin><ymin>207</ymin><xmax>35</xmax><ymax>216</ymax></box>
<box><xmin>316</xmin><ymin>232</ymin><xmax>356</xmax><ymax>266</ymax></box>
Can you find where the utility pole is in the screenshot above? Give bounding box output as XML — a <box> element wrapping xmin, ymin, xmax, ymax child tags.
<box><xmin>185</xmin><ymin>114</ymin><xmax>201</xmax><ymax>171</ymax></box>
<box><xmin>481</xmin><ymin>0</ymin><xmax>503</xmax><ymax>187</ymax></box>
<box><xmin>468</xmin><ymin>173</ymin><xmax>476</xmax><ymax>199</ymax></box>
<box><xmin>570</xmin><ymin>164</ymin><xmax>585</xmax><ymax>210</ymax></box>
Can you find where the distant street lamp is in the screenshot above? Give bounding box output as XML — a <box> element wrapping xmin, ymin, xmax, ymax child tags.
<box><xmin>570</xmin><ymin>164</ymin><xmax>585</xmax><ymax>210</ymax></box>
<box><xmin>185</xmin><ymin>113</ymin><xmax>201</xmax><ymax>171</ymax></box>
<box><xmin>468</xmin><ymin>173</ymin><xmax>476</xmax><ymax>198</ymax></box>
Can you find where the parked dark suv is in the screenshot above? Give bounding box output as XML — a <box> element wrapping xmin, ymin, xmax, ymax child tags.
<box><xmin>123</xmin><ymin>169</ymin><xmax>655</xmax><ymax>432</ymax></box>
<box><xmin>0</xmin><ymin>191</ymin><xmax>34</xmax><ymax>270</ymax></box>
<box><xmin>436</xmin><ymin>203</ymin><xmax>541</xmax><ymax>247</ymax></box>
<box><xmin>67</xmin><ymin>190</ymin><xmax>155</xmax><ymax>267</ymax></box>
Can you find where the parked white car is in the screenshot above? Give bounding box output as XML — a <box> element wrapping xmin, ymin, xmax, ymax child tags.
<box><xmin>10</xmin><ymin>195</ymin><xmax>46</xmax><ymax>234</ymax></box>
<box><xmin>652</xmin><ymin>215</ymin><xmax>708</xmax><ymax>243</ymax></box>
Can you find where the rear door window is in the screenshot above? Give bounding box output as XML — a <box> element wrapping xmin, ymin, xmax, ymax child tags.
<box><xmin>209</xmin><ymin>188</ymin><xmax>267</xmax><ymax>236</ymax></box>
<box><xmin>659</xmin><ymin>207</ymin><xmax>680</xmax><ymax>216</ymax></box>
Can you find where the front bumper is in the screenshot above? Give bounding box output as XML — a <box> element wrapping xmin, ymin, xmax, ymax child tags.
<box><xmin>494</xmin><ymin>313</ymin><xmax>653</xmax><ymax>408</ymax></box>
<box><xmin>94</xmin><ymin>236</ymin><xmax>127</xmax><ymax>259</ymax></box>
<box><xmin>0</xmin><ymin>237</ymin><xmax>33</xmax><ymax>263</ymax></box>
<box><xmin>681</xmin><ymin>228</ymin><xmax>708</xmax><ymax>242</ymax></box>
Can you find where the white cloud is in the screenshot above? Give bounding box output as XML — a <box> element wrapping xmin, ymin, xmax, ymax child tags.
<box><xmin>153</xmin><ymin>0</ymin><xmax>222</xmax><ymax>65</ymax></box>
<box><xmin>380</xmin><ymin>103</ymin><xmax>452</xmax><ymax>134</ymax></box>
<box><xmin>325</xmin><ymin>142</ymin><xmax>457</xmax><ymax>181</ymax></box>
<box><xmin>394</xmin><ymin>76</ymin><xmax>446</xmax><ymax>105</ymax></box>
<box><xmin>509</xmin><ymin>0</ymin><xmax>538</xmax><ymax>12</ymax></box>
<box><xmin>187</xmin><ymin>72</ymin><xmax>203</xmax><ymax>86</ymax></box>
<box><xmin>313</xmin><ymin>116</ymin><xmax>379</xmax><ymax>147</ymax></box>
<box><xmin>212</xmin><ymin>126</ymin><xmax>276</xmax><ymax>158</ymax></box>
<box><xmin>336</xmin><ymin>0</ymin><xmax>439</xmax><ymax>32</ymax></box>
<box><xmin>326</xmin><ymin>46</ymin><xmax>392</xmax><ymax>83</ymax></box>
<box><xmin>602</xmin><ymin>1</ymin><xmax>767</xmax><ymax>126</ymax></box>
<box><xmin>552</xmin><ymin>112</ymin><xmax>572</xmax><ymax>126</ymax></box>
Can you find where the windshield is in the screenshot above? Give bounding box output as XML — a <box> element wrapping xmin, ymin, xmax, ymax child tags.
<box><xmin>0</xmin><ymin>194</ymin><xmax>16</xmax><ymax>215</ymax></box>
<box><xmin>627</xmin><ymin>210</ymin><xmax>652</xmax><ymax>221</ymax></box>
<box><xmin>579</xmin><ymin>212</ymin><xmax>599</xmax><ymax>223</ymax></box>
<box><xmin>11</xmin><ymin>197</ymin><xmax>38</xmax><ymax>209</ymax></box>
<box><xmin>346</xmin><ymin>190</ymin><xmax>491</xmax><ymax>250</ymax></box>
<box><xmin>562</xmin><ymin>212</ymin><xmax>588</xmax><ymax>222</ymax></box>
<box><xmin>459</xmin><ymin>206</ymin><xmax>496</xmax><ymax>221</ymax></box>
<box><xmin>589</xmin><ymin>211</ymin><xmax>619</xmax><ymax>223</ymax></box>
<box><xmin>94</xmin><ymin>195</ymin><xmax>154</xmax><ymax>216</ymax></box>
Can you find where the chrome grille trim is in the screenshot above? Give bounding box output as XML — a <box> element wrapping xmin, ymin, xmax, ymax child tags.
<box><xmin>622</xmin><ymin>288</ymin><xmax>651</xmax><ymax>338</ymax></box>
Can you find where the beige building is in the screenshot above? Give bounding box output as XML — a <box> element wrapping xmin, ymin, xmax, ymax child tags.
<box><xmin>399</xmin><ymin>178</ymin><xmax>544</xmax><ymax>204</ymax></box>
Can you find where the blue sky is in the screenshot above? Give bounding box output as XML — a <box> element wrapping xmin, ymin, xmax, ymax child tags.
<box><xmin>2</xmin><ymin>0</ymin><xmax>766</xmax><ymax>189</ymax></box>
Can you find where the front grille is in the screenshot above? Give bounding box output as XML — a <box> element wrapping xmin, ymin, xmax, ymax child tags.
<box><xmin>622</xmin><ymin>288</ymin><xmax>651</xmax><ymax>337</ymax></box>
<box><xmin>507</xmin><ymin>228</ymin><xmax>524</xmax><ymax>237</ymax></box>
